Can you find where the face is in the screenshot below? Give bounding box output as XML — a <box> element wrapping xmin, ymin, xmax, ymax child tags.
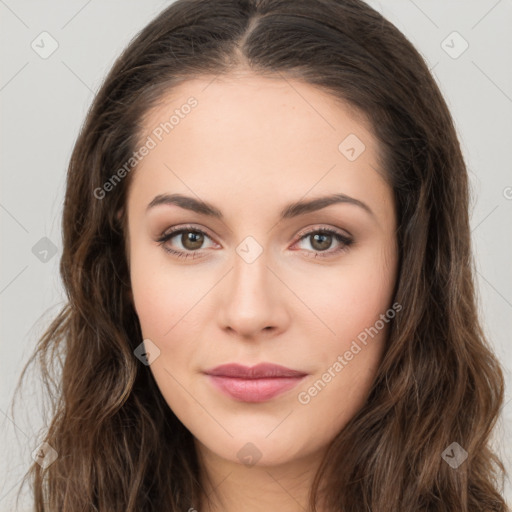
<box><xmin>125</xmin><ymin>73</ymin><xmax>398</xmax><ymax>468</ymax></box>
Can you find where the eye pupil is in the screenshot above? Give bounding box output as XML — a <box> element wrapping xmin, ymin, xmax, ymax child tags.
<box><xmin>311</xmin><ymin>233</ymin><xmax>332</xmax><ymax>251</ymax></box>
<box><xmin>182</xmin><ymin>231</ymin><xmax>204</xmax><ymax>250</ymax></box>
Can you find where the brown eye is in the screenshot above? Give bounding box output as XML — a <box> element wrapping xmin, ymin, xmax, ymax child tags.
<box><xmin>181</xmin><ymin>230</ymin><xmax>204</xmax><ymax>250</ymax></box>
<box><xmin>294</xmin><ymin>228</ymin><xmax>354</xmax><ymax>258</ymax></box>
<box><xmin>156</xmin><ymin>226</ymin><xmax>217</xmax><ymax>259</ymax></box>
<box><xmin>309</xmin><ymin>232</ymin><xmax>333</xmax><ymax>251</ymax></box>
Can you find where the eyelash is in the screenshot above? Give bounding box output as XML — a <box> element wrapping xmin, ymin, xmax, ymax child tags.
<box><xmin>156</xmin><ymin>224</ymin><xmax>354</xmax><ymax>260</ymax></box>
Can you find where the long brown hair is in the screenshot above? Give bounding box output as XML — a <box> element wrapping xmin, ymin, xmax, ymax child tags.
<box><xmin>14</xmin><ymin>0</ymin><xmax>508</xmax><ymax>510</ymax></box>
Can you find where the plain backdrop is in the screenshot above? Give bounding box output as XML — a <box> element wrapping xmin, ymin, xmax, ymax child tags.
<box><xmin>1</xmin><ymin>1</ymin><xmax>511</xmax><ymax>510</ymax></box>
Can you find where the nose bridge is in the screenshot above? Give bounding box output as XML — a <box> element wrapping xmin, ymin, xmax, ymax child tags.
<box><xmin>218</xmin><ymin>234</ymin><xmax>287</xmax><ymax>336</ymax></box>
<box><xmin>231</xmin><ymin>237</ymin><xmax>273</xmax><ymax>308</ymax></box>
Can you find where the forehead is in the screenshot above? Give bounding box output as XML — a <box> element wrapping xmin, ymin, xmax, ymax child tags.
<box><xmin>139</xmin><ymin>73</ymin><xmax>377</xmax><ymax>157</ymax></box>
<box><xmin>129</xmin><ymin>74</ymin><xmax>390</xmax><ymax>220</ymax></box>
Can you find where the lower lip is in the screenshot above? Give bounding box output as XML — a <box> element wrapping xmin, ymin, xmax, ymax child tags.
<box><xmin>206</xmin><ymin>375</ymin><xmax>306</xmax><ymax>402</ymax></box>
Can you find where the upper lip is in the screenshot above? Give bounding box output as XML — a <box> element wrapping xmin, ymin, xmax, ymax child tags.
<box><xmin>204</xmin><ymin>363</ymin><xmax>307</xmax><ymax>379</ymax></box>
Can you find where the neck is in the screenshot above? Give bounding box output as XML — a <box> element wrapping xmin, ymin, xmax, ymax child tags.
<box><xmin>194</xmin><ymin>439</ymin><xmax>327</xmax><ymax>512</ymax></box>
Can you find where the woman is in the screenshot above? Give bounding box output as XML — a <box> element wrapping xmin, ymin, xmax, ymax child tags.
<box><xmin>15</xmin><ymin>0</ymin><xmax>509</xmax><ymax>510</ymax></box>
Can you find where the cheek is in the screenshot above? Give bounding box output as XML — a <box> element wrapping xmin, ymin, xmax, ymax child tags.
<box><xmin>131</xmin><ymin>276</ymin><xmax>172</xmax><ymax>340</ymax></box>
<box><xmin>294</xmin><ymin>264</ymin><xmax>394</xmax><ymax>432</ymax></box>
<box><xmin>303</xmin><ymin>245</ymin><xmax>396</xmax><ymax>348</ymax></box>
<box><xmin>337</xmin><ymin>266</ymin><xmax>393</xmax><ymax>330</ymax></box>
<box><xmin>129</xmin><ymin>243</ymin><xmax>205</xmax><ymax>339</ymax></box>
<box><xmin>293</xmin><ymin>240</ymin><xmax>396</xmax><ymax>420</ymax></box>
<box><xmin>129</xmin><ymin>252</ymin><xmax>205</xmax><ymax>422</ymax></box>
<box><xmin>129</xmin><ymin>245</ymin><xmax>216</xmax><ymax>389</ymax></box>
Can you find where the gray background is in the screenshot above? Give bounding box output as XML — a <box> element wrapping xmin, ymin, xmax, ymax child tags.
<box><xmin>1</xmin><ymin>1</ymin><xmax>511</xmax><ymax>510</ymax></box>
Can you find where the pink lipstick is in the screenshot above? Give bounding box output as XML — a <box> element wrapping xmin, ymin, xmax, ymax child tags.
<box><xmin>204</xmin><ymin>363</ymin><xmax>307</xmax><ymax>402</ymax></box>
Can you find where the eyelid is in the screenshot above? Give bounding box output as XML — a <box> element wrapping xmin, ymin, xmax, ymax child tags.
<box><xmin>290</xmin><ymin>225</ymin><xmax>354</xmax><ymax>256</ymax></box>
<box><xmin>156</xmin><ymin>223</ymin><xmax>219</xmax><ymax>248</ymax></box>
<box><xmin>158</xmin><ymin>223</ymin><xmax>216</xmax><ymax>240</ymax></box>
<box><xmin>156</xmin><ymin>223</ymin><xmax>354</xmax><ymax>259</ymax></box>
<box><xmin>157</xmin><ymin>223</ymin><xmax>351</xmax><ymax>244</ymax></box>
<box><xmin>295</xmin><ymin>224</ymin><xmax>353</xmax><ymax>240</ymax></box>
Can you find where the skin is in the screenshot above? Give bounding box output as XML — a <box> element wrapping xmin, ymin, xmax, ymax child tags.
<box><xmin>124</xmin><ymin>71</ymin><xmax>398</xmax><ymax>512</ymax></box>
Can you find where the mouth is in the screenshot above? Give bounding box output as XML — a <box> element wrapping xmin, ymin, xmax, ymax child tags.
<box><xmin>203</xmin><ymin>363</ymin><xmax>308</xmax><ymax>403</ymax></box>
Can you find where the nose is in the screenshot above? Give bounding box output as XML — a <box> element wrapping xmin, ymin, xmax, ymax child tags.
<box><xmin>217</xmin><ymin>249</ymin><xmax>290</xmax><ymax>340</ymax></box>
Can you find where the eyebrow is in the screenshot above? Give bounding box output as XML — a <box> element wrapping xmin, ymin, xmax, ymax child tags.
<box><xmin>146</xmin><ymin>192</ymin><xmax>375</xmax><ymax>219</ymax></box>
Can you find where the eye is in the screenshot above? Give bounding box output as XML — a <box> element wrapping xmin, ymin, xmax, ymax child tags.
<box><xmin>156</xmin><ymin>225</ymin><xmax>217</xmax><ymax>259</ymax></box>
<box><xmin>293</xmin><ymin>227</ymin><xmax>354</xmax><ymax>258</ymax></box>
<box><xmin>156</xmin><ymin>225</ymin><xmax>354</xmax><ymax>260</ymax></box>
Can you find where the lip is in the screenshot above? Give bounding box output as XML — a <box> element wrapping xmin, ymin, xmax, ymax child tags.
<box><xmin>205</xmin><ymin>363</ymin><xmax>307</xmax><ymax>379</ymax></box>
<box><xmin>204</xmin><ymin>363</ymin><xmax>308</xmax><ymax>403</ymax></box>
